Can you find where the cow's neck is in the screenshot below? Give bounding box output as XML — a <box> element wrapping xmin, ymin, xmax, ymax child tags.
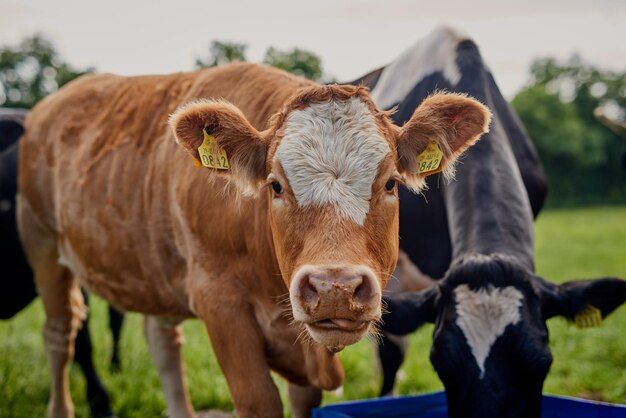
<box><xmin>443</xmin><ymin>122</ymin><xmax>535</xmax><ymax>272</ymax></box>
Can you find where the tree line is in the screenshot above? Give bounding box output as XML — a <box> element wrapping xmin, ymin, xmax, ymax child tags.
<box><xmin>512</xmin><ymin>56</ymin><xmax>626</xmax><ymax>206</ymax></box>
<box><xmin>1</xmin><ymin>35</ymin><xmax>624</xmax><ymax>206</ymax></box>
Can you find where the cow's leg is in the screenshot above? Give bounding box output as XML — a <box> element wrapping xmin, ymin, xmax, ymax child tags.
<box><xmin>108</xmin><ymin>305</ymin><xmax>124</xmax><ymax>373</ymax></box>
<box><xmin>144</xmin><ymin>315</ymin><xmax>195</xmax><ymax>418</ymax></box>
<box><xmin>73</xmin><ymin>290</ymin><xmax>114</xmax><ymax>418</ymax></box>
<box><xmin>288</xmin><ymin>383</ymin><xmax>322</xmax><ymax>418</ymax></box>
<box><xmin>196</xmin><ymin>299</ymin><xmax>282</xmax><ymax>418</ymax></box>
<box><xmin>378</xmin><ymin>332</ymin><xmax>408</xmax><ymax>397</ymax></box>
<box><xmin>35</xmin><ymin>250</ymin><xmax>84</xmax><ymax>418</ymax></box>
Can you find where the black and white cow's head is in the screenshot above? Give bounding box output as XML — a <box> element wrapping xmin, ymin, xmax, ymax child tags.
<box><xmin>382</xmin><ymin>253</ymin><xmax>626</xmax><ymax>418</ymax></box>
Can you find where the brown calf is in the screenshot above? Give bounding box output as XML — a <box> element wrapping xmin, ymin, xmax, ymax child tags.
<box><xmin>18</xmin><ymin>63</ymin><xmax>489</xmax><ymax>418</ymax></box>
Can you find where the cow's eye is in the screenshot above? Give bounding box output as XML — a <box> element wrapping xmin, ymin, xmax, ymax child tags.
<box><xmin>271</xmin><ymin>181</ymin><xmax>283</xmax><ymax>196</ymax></box>
<box><xmin>385</xmin><ymin>179</ymin><xmax>397</xmax><ymax>192</ymax></box>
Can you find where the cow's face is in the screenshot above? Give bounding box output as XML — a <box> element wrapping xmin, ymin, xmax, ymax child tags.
<box><xmin>170</xmin><ymin>85</ymin><xmax>490</xmax><ymax>351</ymax></box>
<box><xmin>383</xmin><ymin>254</ymin><xmax>626</xmax><ymax>418</ymax></box>
<box><xmin>431</xmin><ymin>258</ymin><xmax>551</xmax><ymax>418</ymax></box>
<box><xmin>266</xmin><ymin>95</ymin><xmax>401</xmax><ymax>351</ymax></box>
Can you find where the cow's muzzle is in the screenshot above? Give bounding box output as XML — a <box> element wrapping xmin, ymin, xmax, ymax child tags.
<box><xmin>289</xmin><ymin>265</ymin><xmax>382</xmax><ymax>351</ymax></box>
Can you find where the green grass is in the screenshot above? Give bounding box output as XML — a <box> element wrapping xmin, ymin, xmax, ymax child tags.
<box><xmin>535</xmin><ymin>206</ymin><xmax>626</xmax><ymax>401</ymax></box>
<box><xmin>1</xmin><ymin>205</ymin><xmax>625</xmax><ymax>417</ymax></box>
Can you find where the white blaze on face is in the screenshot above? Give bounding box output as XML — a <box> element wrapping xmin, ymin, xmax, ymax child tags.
<box><xmin>275</xmin><ymin>98</ymin><xmax>390</xmax><ymax>225</ymax></box>
<box><xmin>454</xmin><ymin>284</ymin><xmax>524</xmax><ymax>377</ymax></box>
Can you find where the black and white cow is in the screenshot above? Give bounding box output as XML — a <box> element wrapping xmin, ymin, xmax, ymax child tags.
<box><xmin>350</xmin><ymin>25</ymin><xmax>549</xmax><ymax>398</ymax></box>
<box><xmin>352</xmin><ymin>27</ymin><xmax>626</xmax><ymax>418</ymax></box>
<box><xmin>0</xmin><ymin>109</ymin><xmax>124</xmax><ymax>418</ymax></box>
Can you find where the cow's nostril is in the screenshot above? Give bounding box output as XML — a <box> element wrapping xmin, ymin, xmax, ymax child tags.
<box><xmin>353</xmin><ymin>275</ymin><xmax>374</xmax><ymax>303</ymax></box>
<box><xmin>299</xmin><ymin>275</ymin><xmax>319</xmax><ymax>306</ymax></box>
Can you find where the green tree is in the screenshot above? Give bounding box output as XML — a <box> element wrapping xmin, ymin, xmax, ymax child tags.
<box><xmin>195</xmin><ymin>41</ymin><xmax>248</xmax><ymax>68</ymax></box>
<box><xmin>263</xmin><ymin>47</ymin><xmax>322</xmax><ymax>81</ymax></box>
<box><xmin>0</xmin><ymin>35</ymin><xmax>91</xmax><ymax>109</ymax></box>
<box><xmin>195</xmin><ymin>41</ymin><xmax>324</xmax><ymax>81</ymax></box>
<box><xmin>512</xmin><ymin>56</ymin><xmax>626</xmax><ymax>205</ymax></box>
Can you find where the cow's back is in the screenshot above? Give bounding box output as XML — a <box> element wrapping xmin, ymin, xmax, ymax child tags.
<box><xmin>18</xmin><ymin>63</ymin><xmax>310</xmax><ymax>315</ymax></box>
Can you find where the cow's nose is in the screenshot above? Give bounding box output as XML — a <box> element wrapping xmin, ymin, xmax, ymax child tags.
<box><xmin>298</xmin><ymin>268</ymin><xmax>376</xmax><ymax>310</ymax></box>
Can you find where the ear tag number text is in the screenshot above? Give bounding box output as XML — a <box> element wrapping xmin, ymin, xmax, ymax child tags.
<box><xmin>574</xmin><ymin>305</ymin><xmax>603</xmax><ymax>329</ymax></box>
<box><xmin>416</xmin><ymin>141</ymin><xmax>444</xmax><ymax>175</ymax></box>
<box><xmin>197</xmin><ymin>129</ymin><xmax>230</xmax><ymax>170</ymax></box>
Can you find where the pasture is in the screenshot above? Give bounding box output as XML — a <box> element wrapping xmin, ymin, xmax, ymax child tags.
<box><xmin>1</xmin><ymin>205</ymin><xmax>625</xmax><ymax>418</ymax></box>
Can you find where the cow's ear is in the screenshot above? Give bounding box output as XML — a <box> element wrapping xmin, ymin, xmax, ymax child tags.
<box><xmin>396</xmin><ymin>92</ymin><xmax>491</xmax><ymax>192</ymax></box>
<box><xmin>536</xmin><ymin>276</ymin><xmax>626</xmax><ymax>322</ymax></box>
<box><xmin>381</xmin><ymin>286</ymin><xmax>439</xmax><ymax>335</ymax></box>
<box><xmin>169</xmin><ymin>99</ymin><xmax>268</xmax><ymax>195</ymax></box>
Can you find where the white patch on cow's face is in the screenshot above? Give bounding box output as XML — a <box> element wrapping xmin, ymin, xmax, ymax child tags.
<box><xmin>454</xmin><ymin>284</ymin><xmax>524</xmax><ymax>377</ymax></box>
<box><xmin>371</xmin><ymin>26</ymin><xmax>467</xmax><ymax>110</ymax></box>
<box><xmin>274</xmin><ymin>98</ymin><xmax>390</xmax><ymax>225</ymax></box>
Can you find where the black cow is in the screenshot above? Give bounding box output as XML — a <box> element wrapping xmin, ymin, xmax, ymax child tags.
<box><xmin>352</xmin><ymin>27</ymin><xmax>626</xmax><ymax>418</ymax></box>
<box><xmin>1</xmin><ymin>109</ymin><xmax>35</xmax><ymax>313</ymax></box>
<box><xmin>0</xmin><ymin>109</ymin><xmax>124</xmax><ymax>418</ymax></box>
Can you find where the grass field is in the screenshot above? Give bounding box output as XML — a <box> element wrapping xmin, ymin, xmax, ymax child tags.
<box><xmin>1</xmin><ymin>205</ymin><xmax>625</xmax><ymax>417</ymax></box>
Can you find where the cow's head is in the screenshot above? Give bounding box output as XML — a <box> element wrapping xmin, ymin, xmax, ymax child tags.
<box><xmin>383</xmin><ymin>254</ymin><xmax>626</xmax><ymax>418</ymax></box>
<box><xmin>170</xmin><ymin>86</ymin><xmax>490</xmax><ymax>351</ymax></box>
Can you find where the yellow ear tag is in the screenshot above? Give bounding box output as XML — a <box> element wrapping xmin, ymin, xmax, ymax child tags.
<box><xmin>197</xmin><ymin>129</ymin><xmax>230</xmax><ymax>170</ymax></box>
<box><xmin>416</xmin><ymin>141</ymin><xmax>444</xmax><ymax>175</ymax></box>
<box><xmin>574</xmin><ymin>305</ymin><xmax>603</xmax><ymax>329</ymax></box>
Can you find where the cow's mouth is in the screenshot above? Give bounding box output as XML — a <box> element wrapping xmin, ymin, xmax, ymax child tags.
<box><xmin>309</xmin><ymin>318</ymin><xmax>369</xmax><ymax>331</ymax></box>
<box><xmin>304</xmin><ymin>318</ymin><xmax>372</xmax><ymax>352</ymax></box>
<box><xmin>288</xmin><ymin>264</ymin><xmax>383</xmax><ymax>351</ymax></box>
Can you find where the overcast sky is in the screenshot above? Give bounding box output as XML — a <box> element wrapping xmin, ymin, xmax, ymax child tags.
<box><xmin>1</xmin><ymin>0</ymin><xmax>625</xmax><ymax>99</ymax></box>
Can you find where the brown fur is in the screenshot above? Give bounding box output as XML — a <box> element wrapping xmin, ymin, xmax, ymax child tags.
<box><xmin>18</xmin><ymin>62</ymin><xmax>489</xmax><ymax>418</ymax></box>
<box><xmin>397</xmin><ymin>92</ymin><xmax>492</xmax><ymax>189</ymax></box>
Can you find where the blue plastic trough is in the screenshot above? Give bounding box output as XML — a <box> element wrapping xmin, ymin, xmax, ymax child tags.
<box><xmin>312</xmin><ymin>391</ymin><xmax>626</xmax><ymax>418</ymax></box>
